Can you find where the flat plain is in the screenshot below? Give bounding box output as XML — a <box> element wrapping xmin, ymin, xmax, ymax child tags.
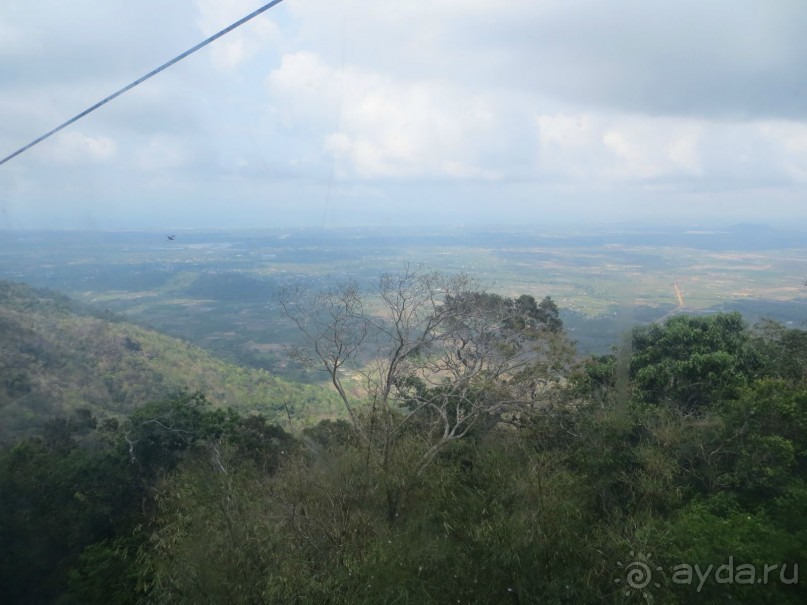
<box><xmin>1</xmin><ymin>223</ymin><xmax>804</xmax><ymax>379</ymax></box>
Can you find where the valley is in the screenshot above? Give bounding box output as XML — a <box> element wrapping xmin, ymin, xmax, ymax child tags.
<box><xmin>1</xmin><ymin>224</ymin><xmax>803</xmax><ymax>380</ymax></box>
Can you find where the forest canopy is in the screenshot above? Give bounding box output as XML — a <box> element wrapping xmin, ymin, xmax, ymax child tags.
<box><xmin>0</xmin><ymin>272</ymin><xmax>805</xmax><ymax>604</ymax></box>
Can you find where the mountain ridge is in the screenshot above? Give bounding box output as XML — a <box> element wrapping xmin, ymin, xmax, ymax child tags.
<box><xmin>0</xmin><ymin>280</ymin><xmax>339</xmax><ymax>440</ymax></box>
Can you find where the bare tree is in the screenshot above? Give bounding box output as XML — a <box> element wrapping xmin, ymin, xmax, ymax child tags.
<box><xmin>281</xmin><ymin>267</ymin><xmax>571</xmax><ymax>441</ymax></box>
<box><xmin>278</xmin><ymin>279</ymin><xmax>370</xmax><ymax>429</ymax></box>
<box><xmin>280</xmin><ymin>267</ymin><xmax>573</xmax><ymax>516</ymax></box>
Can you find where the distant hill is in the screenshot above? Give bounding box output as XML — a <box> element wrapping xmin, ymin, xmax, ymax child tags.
<box><xmin>0</xmin><ymin>281</ymin><xmax>340</xmax><ymax>441</ymax></box>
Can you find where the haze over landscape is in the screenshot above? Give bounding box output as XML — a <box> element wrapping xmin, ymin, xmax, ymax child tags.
<box><xmin>1</xmin><ymin>2</ymin><xmax>807</xmax><ymax>604</ymax></box>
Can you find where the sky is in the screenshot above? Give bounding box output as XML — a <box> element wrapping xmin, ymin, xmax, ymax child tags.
<box><xmin>1</xmin><ymin>0</ymin><xmax>806</xmax><ymax>230</ymax></box>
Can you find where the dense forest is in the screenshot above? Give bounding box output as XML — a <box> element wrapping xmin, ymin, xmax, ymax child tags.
<box><xmin>1</xmin><ymin>273</ymin><xmax>805</xmax><ymax>604</ymax></box>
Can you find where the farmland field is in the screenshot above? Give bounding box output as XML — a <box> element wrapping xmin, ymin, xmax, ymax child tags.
<box><xmin>1</xmin><ymin>223</ymin><xmax>805</xmax><ymax>378</ymax></box>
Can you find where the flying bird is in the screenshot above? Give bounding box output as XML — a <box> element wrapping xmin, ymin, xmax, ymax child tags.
<box><xmin>167</xmin><ymin>234</ymin><xmax>176</xmax><ymax>241</ymax></box>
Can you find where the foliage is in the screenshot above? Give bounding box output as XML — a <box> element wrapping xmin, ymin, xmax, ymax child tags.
<box><xmin>0</xmin><ymin>412</ymin><xmax>142</xmax><ymax>604</ymax></box>
<box><xmin>0</xmin><ymin>280</ymin><xmax>340</xmax><ymax>441</ymax></box>
<box><xmin>282</xmin><ymin>271</ymin><xmax>572</xmax><ymax>450</ymax></box>
<box><xmin>752</xmin><ymin>319</ymin><xmax>807</xmax><ymax>384</ymax></box>
<box><xmin>630</xmin><ymin>312</ymin><xmax>761</xmax><ymax>411</ymax></box>
<box><xmin>0</xmin><ymin>394</ymin><xmax>296</xmax><ymax>604</ymax></box>
<box><xmin>3</xmin><ymin>284</ymin><xmax>807</xmax><ymax>604</ymax></box>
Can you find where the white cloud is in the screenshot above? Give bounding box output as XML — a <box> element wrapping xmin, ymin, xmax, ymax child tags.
<box><xmin>267</xmin><ymin>51</ymin><xmax>501</xmax><ymax>179</ymax></box>
<box><xmin>289</xmin><ymin>0</ymin><xmax>807</xmax><ymax>121</ymax></box>
<box><xmin>39</xmin><ymin>131</ymin><xmax>117</xmax><ymax>165</ymax></box>
<box><xmin>0</xmin><ymin>21</ymin><xmax>32</xmax><ymax>55</ymax></box>
<box><xmin>132</xmin><ymin>135</ymin><xmax>191</xmax><ymax>172</ymax></box>
<box><xmin>533</xmin><ymin>112</ymin><xmax>807</xmax><ymax>187</ymax></box>
<box><xmin>2</xmin><ymin>0</ymin><xmax>807</xmax><ymax>227</ymax></box>
<box><xmin>194</xmin><ymin>0</ymin><xmax>280</xmax><ymax>70</ymax></box>
<box><xmin>535</xmin><ymin>113</ymin><xmax>704</xmax><ymax>181</ymax></box>
<box><xmin>601</xmin><ymin>119</ymin><xmax>704</xmax><ymax>180</ymax></box>
<box><xmin>757</xmin><ymin>121</ymin><xmax>807</xmax><ymax>182</ymax></box>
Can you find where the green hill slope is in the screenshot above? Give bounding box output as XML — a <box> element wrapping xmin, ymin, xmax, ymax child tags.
<box><xmin>0</xmin><ymin>281</ymin><xmax>340</xmax><ymax>440</ymax></box>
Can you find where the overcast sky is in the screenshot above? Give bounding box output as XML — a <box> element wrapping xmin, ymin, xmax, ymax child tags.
<box><xmin>1</xmin><ymin>0</ymin><xmax>806</xmax><ymax>229</ymax></box>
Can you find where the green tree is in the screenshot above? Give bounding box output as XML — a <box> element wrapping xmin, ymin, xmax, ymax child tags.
<box><xmin>752</xmin><ymin>319</ymin><xmax>807</xmax><ymax>384</ymax></box>
<box><xmin>631</xmin><ymin>312</ymin><xmax>760</xmax><ymax>411</ymax></box>
<box><xmin>0</xmin><ymin>417</ymin><xmax>142</xmax><ymax>604</ymax></box>
<box><xmin>280</xmin><ymin>268</ymin><xmax>574</xmax><ymax>522</ymax></box>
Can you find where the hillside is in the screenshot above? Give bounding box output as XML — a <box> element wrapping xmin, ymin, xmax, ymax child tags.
<box><xmin>0</xmin><ymin>280</ymin><xmax>340</xmax><ymax>440</ymax></box>
<box><xmin>2</xmin><ymin>288</ymin><xmax>805</xmax><ymax>604</ymax></box>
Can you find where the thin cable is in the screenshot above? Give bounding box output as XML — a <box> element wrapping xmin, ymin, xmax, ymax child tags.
<box><xmin>0</xmin><ymin>0</ymin><xmax>287</xmax><ymax>167</ymax></box>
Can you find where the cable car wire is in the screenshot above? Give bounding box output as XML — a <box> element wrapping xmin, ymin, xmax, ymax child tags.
<box><xmin>0</xmin><ymin>0</ymin><xmax>287</xmax><ymax>167</ymax></box>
